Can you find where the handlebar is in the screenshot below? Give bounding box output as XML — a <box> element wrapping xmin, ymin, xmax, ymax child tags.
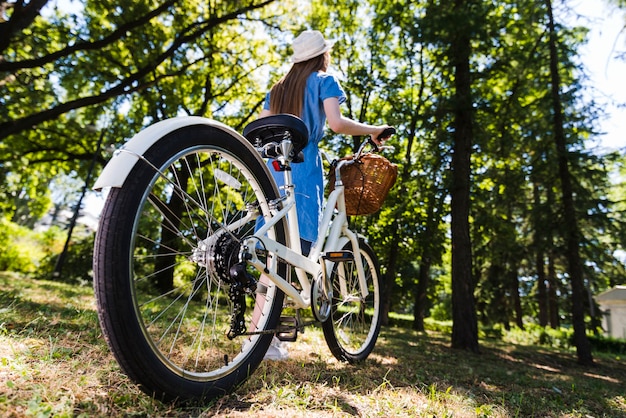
<box><xmin>355</xmin><ymin>127</ymin><xmax>396</xmax><ymax>159</ymax></box>
<box><xmin>334</xmin><ymin>126</ymin><xmax>396</xmax><ymax>182</ymax></box>
<box><xmin>378</xmin><ymin>127</ymin><xmax>397</xmax><ymax>141</ymax></box>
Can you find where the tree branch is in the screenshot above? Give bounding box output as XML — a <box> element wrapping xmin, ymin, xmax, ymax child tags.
<box><xmin>0</xmin><ymin>0</ymin><xmax>277</xmax><ymax>140</ymax></box>
<box><xmin>0</xmin><ymin>0</ymin><xmax>50</xmax><ymax>54</ymax></box>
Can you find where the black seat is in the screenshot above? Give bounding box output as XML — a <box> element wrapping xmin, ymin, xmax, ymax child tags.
<box><xmin>243</xmin><ymin>114</ymin><xmax>309</xmax><ymax>162</ymax></box>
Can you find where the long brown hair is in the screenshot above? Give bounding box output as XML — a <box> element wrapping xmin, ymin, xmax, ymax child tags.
<box><xmin>269</xmin><ymin>52</ymin><xmax>329</xmax><ymax>117</ymax></box>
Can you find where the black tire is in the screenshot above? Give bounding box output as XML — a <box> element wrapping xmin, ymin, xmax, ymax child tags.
<box><xmin>93</xmin><ymin>125</ymin><xmax>286</xmax><ymax>403</ymax></box>
<box><xmin>321</xmin><ymin>238</ymin><xmax>381</xmax><ymax>363</ymax></box>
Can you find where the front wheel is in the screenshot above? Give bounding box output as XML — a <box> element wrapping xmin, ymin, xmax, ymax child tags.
<box><xmin>322</xmin><ymin>238</ymin><xmax>381</xmax><ymax>363</ymax></box>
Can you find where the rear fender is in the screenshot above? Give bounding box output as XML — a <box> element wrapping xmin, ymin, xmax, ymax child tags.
<box><xmin>93</xmin><ymin>116</ymin><xmax>259</xmax><ymax>190</ymax></box>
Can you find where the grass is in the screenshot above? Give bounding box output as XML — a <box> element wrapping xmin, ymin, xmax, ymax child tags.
<box><xmin>0</xmin><ymin>271</ymin><xmax>624</xmax><ymax>417</ymax></box>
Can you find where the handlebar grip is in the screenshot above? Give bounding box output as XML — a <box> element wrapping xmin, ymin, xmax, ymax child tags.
<box><xmin>377</xmin><ymin>127</ymin><xmax>396</xmax><ymax>141</ymax></box>
<box><xmin>367</xmin><ymin>127</ymin><xmax>396</xmax><ymax>152</ymax></box>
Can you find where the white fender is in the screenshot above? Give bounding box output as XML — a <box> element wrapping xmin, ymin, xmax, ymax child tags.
<box><xmin>94</xmin><ymin>116</ymin><xmax>254</xmax><ymax>190</ymax></box>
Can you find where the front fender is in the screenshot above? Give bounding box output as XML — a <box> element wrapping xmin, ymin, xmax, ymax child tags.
<box><xmin>93</xmin><ymin>116</ymin><xmax>250</xmax><ymax>190</ymax></box>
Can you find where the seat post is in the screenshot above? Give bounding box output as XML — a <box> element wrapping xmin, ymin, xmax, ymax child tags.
<box><xmin>280</xmin><ymin>138</ymin><xmax>295</xmax><ymax>163</ymax></box>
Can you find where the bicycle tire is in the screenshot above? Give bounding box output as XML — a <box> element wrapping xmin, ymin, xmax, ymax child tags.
<box><xmin>93</xmin><ymin>124</ymin><xmax>286</xmax><ymax>403</ymax></box>
<box><xmin>322</xmin><ymin>238</ymin><xmax>381</xmax><ymax>363</ymax></box>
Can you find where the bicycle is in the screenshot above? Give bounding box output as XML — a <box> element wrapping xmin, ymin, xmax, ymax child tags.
<box><xmin>92</xmin><ymin>114</ymin><xmax>396</xmax><ymax>403</ymax></box>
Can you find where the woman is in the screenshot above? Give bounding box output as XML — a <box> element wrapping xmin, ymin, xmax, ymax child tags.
<box><xmin>259</xmin><ymin>30</ymin><xmax>392</xmax><ymax>252</ymax></box>
<box><xmin>253</xmin><ymin>30</ymin><xmax>391</xmax><ymax>360</ymax></box>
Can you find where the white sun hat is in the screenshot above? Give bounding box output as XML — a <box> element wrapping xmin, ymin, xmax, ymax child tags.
<box><xmin>291</xmin><ymin>30</ymin><xmax>334</xmax><ymax>63</ymax></box>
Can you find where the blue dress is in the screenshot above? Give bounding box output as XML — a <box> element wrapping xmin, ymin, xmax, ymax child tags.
<box><xmin>263</xmin><ymin>71</ymin><xmax>346</xmax><ymax>244</ymax></box>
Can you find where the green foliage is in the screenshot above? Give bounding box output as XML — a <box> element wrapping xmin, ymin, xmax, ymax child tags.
<box><xmin>1</xmin><ymin>0</ymin><xmax>297</xmax><ymax>225</ymax></box>
<box><xmin>0</xmin><ymin>164</ymin><xmax>54</xmax><ymax>227</ymax></box>
<box><xmin>1</xmin><ymin>0</ymin><xmax>626</xmax><ymax>347</ymax></box>
<box><xmin>503</xmin><ymin>324</ymin><xmax>574</xmax><ymax>350</ymax></box>
<box><xmin>499</xmin><ymin>324</ymin><xmax>626</xmax><ymax>355</ymax></box>
<box><xmin>36</xmin><ymin>227</ymin><xmax>95</xmax><ymax>284</ymax></box>
<box><xmin>424</xmin><ymin>318</ymin><xmax>453</xmax><ymax>334</ymax></box>
<box><xmin>0</xmin><ymin>216</ymin><xmax>92</xmax><ymax>284</ymax></box>
<box><xmin>0</xmin><ymin>217</ymin><xmax>47</xmax><ymax>274</ymax></box>
<box><xmin>588</xmin><ymin>334</ymin><xmax>626</xmax><ymax>355</ymax></box>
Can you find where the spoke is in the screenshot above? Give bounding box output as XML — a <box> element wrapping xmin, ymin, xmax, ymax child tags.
<box><xmin>175</xmin><ymin>157</ymin><xmax>204</xmax><ymax>243</ymax></box>
<box><xmin>136</xmin><ymin>232</ymin><xmax>193</xmax><ymax>258</ymax></box>
<box><xmin>168</xmin><ymin>272</ymin><xmax>209</xmax><ymax>359</ymax></box>
<box><xmin>147</xmin><ymin>192</ymin><xmax>200</xmax><ymax>249</ymax></box>
<box><xmin>134</xmin><ymin>258</ymin><xmax>190</xmax><ymax>285</ymax></box>
<box><xmin>126</xmin><ymin>144</ymin><xmax>280</xmax><ymax>380</ymax></box>
<box><xmin>191</xmin><ymin>270</ymin><xmax>212</xmax><ymax>368</ymax></box>
<box><xmin>147</xmin><ymin>290</ymin><xmax>188</xmax><ymax>332</ymax></box>
<box><xmin>144</xmin><ymin>153</ymin><xmax>239</xmax><ymax>242</ymax></box>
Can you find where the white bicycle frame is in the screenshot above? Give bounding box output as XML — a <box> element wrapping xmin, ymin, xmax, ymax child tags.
<box><xmin>94</xmin><ymin>115</ymin><xmax>372</xmax><ymax>313</ymax></box>
<box><xmin>241</xmin><ymin>148</ymin><xmax>369</xmax><ymax>311</ymax></box>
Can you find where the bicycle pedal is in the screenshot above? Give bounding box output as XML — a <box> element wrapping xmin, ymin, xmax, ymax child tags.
<box><xmin>276</xmin><ymin>316</ymin><xmax>298</xmax><ymax>342</ymax></box>
<box><xmin>322</xmin><ymin>251</ymin><xmax>354</xmax><ymax>262</ymax></box>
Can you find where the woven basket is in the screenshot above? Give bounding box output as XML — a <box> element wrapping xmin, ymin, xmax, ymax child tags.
<box><xmin>327</xmin><ymin>153</ymin><xmax>398</xmax><ymax>216</ymax></box>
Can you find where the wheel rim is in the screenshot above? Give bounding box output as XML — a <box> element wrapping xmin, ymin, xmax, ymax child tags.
<box><xmin>331</xmin><ymin>248</ymin><xmax>380</xmax><ymax>355</ymax></box>
<box><xmin>128</xmin><ymin>146</ymin><xmax>279</xmax><ymax>381</ymax></box>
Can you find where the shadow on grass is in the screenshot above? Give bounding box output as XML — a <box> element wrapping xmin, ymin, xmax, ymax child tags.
<box><xmin>212</xmin><ymin>326</ymin><xmax>625</xmax><ymax>417</ymax></box>
<box><xmin>0</xmin><ymin>274</ymin><xmax>100</xmax><ymax>342</ymax></box>
<box><xmin>1</xmin><ymin>272</ymin><xmax>624</xmax><ymax>417</ymax></box>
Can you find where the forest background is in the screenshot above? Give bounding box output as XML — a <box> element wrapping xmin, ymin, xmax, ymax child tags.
<box><xmin>2</xmin><ymin>0</ymin><xmax>626</xmax><ymax>373</ymax></box>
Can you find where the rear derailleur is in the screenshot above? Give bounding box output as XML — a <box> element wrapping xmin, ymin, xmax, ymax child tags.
<box><xmin>226</xmin><ymin>262</ymin><xmax>257</xmax><ymax>340</ymax></box>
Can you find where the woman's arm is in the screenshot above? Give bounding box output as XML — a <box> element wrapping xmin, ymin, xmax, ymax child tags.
<box><xmin>323</xmin><ymin>97</ymin><xmax>391</xmax><ymax>143</ymax></box>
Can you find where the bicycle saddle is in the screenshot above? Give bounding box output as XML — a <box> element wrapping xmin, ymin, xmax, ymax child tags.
<box><xmin>243</xmin><ymin>114</ymin><xmax>309</xmax><ymax>163</ymax></box>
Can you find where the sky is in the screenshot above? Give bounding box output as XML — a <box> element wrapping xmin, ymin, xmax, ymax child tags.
<box><xmin>565</xmin><ymin>1</ymin><xmax>626</xmax><ymax>153</ymax></box>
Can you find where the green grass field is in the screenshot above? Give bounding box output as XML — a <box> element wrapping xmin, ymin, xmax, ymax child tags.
<box><xmin>0</xmin><ymin>272</ymin><xmax>624</xmax><ymax>417</ymax></box>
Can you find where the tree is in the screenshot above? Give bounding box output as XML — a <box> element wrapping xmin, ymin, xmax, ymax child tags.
<box><xmin>545</xmin><ymin>0</ymin><xmax>593</xmax><ymax>365</ymax></box>
<box><xmin>308</xmin><ymin>0</ymin><xmax>452</xmax><ymax>328</ymax></box>
<box><xmin>446</xmin><ymin>0</ymin><xmax>480</xmax><ymax>352</ymax></box>
<box><xmin>0</xmin><ymin>0</ymin><xmax>279</xmax><ymax>139</ymax></box>
<box><xmin>2</xmin><ymin>0</ymin><xmax>625</xmax><ymax>357</ymax></box>
<box><xmin>0</xmin><ymin>0</ymin><xmax>291</xmax><ymax>225</ymax></box>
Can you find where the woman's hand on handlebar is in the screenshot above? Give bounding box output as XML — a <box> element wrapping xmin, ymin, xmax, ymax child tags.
<box><xmin>353</xmin><ymin>126</ymin><xmax>396</xmax><ymax>158</ymax></box>
<box><xmin>370</xmin><ymin>125</ymin><xmax>396</xmax><ymax>147</ymax></box>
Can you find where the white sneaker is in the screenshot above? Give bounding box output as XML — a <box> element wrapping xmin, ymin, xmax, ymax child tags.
<box><xmin>263</xmin><ymin>336</ymin><xmax>289</xmax><ymax>361</ymax></box>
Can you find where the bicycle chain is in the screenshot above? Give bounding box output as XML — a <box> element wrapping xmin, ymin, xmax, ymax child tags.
<box><xmin>225</xmin><ymin>261</ymin><xmax>319</xmax><ymax>340</ymax></box>
<box><xmin>240</xmin><ymin>319</ymin><xmax>317</xmax><ymax>337</ymax></box>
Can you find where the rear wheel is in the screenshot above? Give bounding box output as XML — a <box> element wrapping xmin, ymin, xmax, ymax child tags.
<box><xmin>93</xmin><ymin>125</ymin><xmax>286</xmax><ymax>402</ymax></box>
<box><xmin>322</xmin><ymin>238</ymin><xmax>381</xmax><ymax>363</ymax></box>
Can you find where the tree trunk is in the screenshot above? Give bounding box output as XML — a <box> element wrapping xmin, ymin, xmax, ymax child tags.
<box><xmin>413</xmin><ymin>256</ymin><xmax>431</xmax><ymax>332</ymax></box>
<box><xmin>547</xmin><ymin>250</ymin><xmax>560</xmax><ymax>328</ymax></box>
<box><xmin>533</xmin><ymin>184</ymin><xmax>549</xmax><ymax>327</ymax></box>
<box><xmin>546</xmin><ymin>188</ymin><xmax>560</xmax><ymax>328</ymax></box>
<box><xmin>450</xmin><ymin>0</ymin><xmax>479</xmax><ymax>353</ymax></box>
<box><xmin>536</xmin><ymin>252</ymin><xmax>549</xmax><ymax>327</ymax></box>
<box><xmin>153</xmin><ymin>166</ymin><xmax>190</xmax><ymax>293</ymax></box>
<box><xmin>413</xmin><ymin>180</ymin><xmax>441</xmax><ymax>332</ymax></box>
<box><xmin>545</xmin><ymin>0</ymin><xmax>593</xmax><ymax>365</ymax></box>
<box><xmin>511</xmin><ymin>269</ymin><xmax>524</xmax><ymax>329</ymax></box>
<box><xmin>380</xmin><ymin>231</ymin><xmax>399</xmax><ymax>326</ymax></box>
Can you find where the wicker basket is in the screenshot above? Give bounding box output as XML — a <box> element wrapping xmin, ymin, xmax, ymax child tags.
<box><xmin>327</xmin><ymin>153</ymin><xmax>398</xmax><ymax>216</ymax></box>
